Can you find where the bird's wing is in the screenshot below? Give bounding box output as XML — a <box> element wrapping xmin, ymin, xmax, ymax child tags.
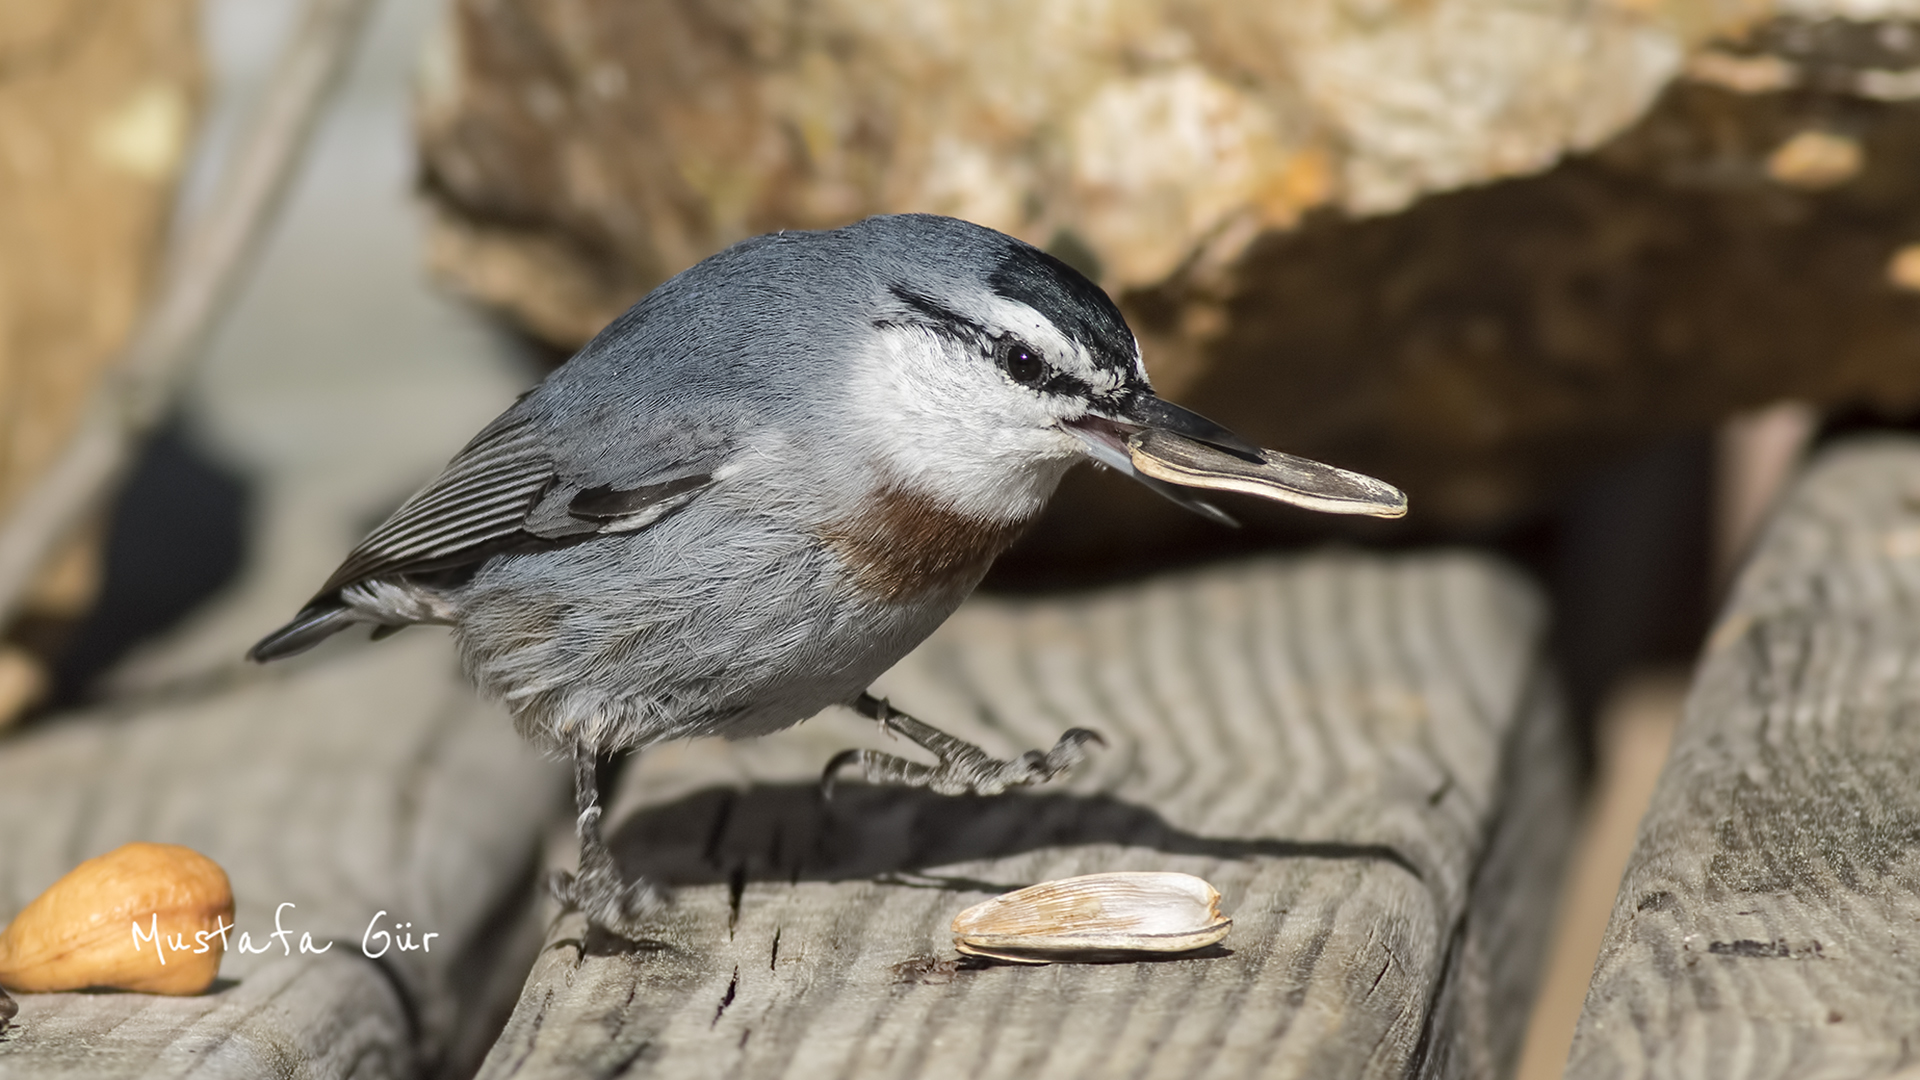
<box><xmin>318</xmin><ymin>417</ymin><xmax>555</xmax><ymax>593</ymax></box>
<box><xmin>317</xmin><ymin>413</ymin><xmax>719</xmax><ymax>596</ymax></box>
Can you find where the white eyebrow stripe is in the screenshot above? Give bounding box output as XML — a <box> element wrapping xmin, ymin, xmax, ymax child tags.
<box><xmin>950</xmin><ymin>293</ymin><xmax>1125</xmax><ymax>392</ymax></box>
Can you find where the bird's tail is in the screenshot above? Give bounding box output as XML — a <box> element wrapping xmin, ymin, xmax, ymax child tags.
<box><xmin>247</xmin><ymin>602</ymin><xmax>361</xmax><ymax>662</ymax></box>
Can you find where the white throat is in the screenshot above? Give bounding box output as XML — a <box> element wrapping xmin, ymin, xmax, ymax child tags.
<box><xmin>842</xmin><ymin>324</ymin><xmax>1086</xmax><ymax>523</ymax></box>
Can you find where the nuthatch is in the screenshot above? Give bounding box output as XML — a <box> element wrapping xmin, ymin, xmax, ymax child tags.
<box><xmin>250</xmin><ymin>214</ymin><xmax>1404</xmax><ymax>937</ymax></box>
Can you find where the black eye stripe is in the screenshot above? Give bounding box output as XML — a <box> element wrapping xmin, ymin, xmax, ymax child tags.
<box><xmin>886</xmin><ymin>285</ymin><xmax>983</xmax><ymax>344</ymax></box>
<box><xmin>885</xmin><ymin>284</ymin><xmax>1115</xmax><ymax>402</ymax></box>
<box><xmin>994</xmin><ymin>338</ymin><xmax>1101</xmax><ymax>400</ymax></box>
<box><xmin>1054</xmin><ymin>373</ymin><xmax>1098</xmax><ymax>398</ymax></box>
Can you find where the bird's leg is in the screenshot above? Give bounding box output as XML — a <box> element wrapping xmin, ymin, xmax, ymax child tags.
<box><xmin>547</xmin><ymin>741</ymin><xmax>665</xmax><ymax>938</ymax></box>
<box><xmin>822</xmin><ymin>692</ymin><xmax>1103</xmax><ymax>797</ymax></box>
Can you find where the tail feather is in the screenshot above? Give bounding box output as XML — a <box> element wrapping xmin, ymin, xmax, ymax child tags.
<box><xmin>248</xmin><ymin>603</ymin><xmax>362</xmax><ymax>662</ymax></box>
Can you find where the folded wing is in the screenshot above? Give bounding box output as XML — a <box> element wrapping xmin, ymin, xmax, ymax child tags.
<box><xmin>250</xmin><ymin>412</ymin><xmax>722</xmax><ymax>661</ymax></box>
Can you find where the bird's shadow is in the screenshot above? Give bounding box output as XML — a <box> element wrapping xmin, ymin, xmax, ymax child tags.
<box><xmin>607</xmin><ymin>783</ymin><xmax>1420</xmax><ymax>892</ymax></box>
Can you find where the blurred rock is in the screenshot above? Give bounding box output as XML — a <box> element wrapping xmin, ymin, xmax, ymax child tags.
<box><xmin>415</xmin><ymin>0</ymin><xmax>1704</xmax><ymax>350</ymax></box>
<box><xmin>415</xmin><ymin>0</ymin><xmax>1920</xmax><ymax>555</ymax></box>
<box><xmin>0</xmin><ymin>0</ymin><xmax>203</xmax><ymax>712</ymax></box>
<box><xmin>1062</xmin><ymin>57</ymin><xmax>1920</xmax><ymax>571</ymax></box>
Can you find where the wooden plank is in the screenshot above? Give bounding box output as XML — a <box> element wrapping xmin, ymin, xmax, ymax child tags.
<box><xmin>1425</xmin><ymin>674</ymin><xmax>1579</xmax><ymax>1080</ymax></box>
<box><xmin>479</xmin><ymin>552</ymin><xmax>1570</xmax><ymax>1080</ymax></box>
<box><xmin>0</xmin><ymin>632</ymin><xmax>565</xmax><ymax>1079</ymax></box>
<box><xmin>1567</xmin><ymin>437</ymin><xmax>1920</xmax><ymax>1079</ymax></box>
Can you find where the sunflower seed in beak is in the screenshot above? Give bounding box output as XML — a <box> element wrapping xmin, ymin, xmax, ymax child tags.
<box><xmin>1127</xmin><ymin>428</ymin><xmax>1408</xmax><ymax>519</ymax></box>
<box><xmin>951</xmin><ymin>871</ymin><xmax>1231</xmax><ymax>964</ymax></box>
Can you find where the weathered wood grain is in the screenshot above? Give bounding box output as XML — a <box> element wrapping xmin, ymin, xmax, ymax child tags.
<box><xmin>0</xmin><ymin>633</ymin><xmax>565</xmax><ymax>1079</ymax></box>
<box><xmin>480</xmin><ymin>553</ymin><xmax>1569</xmax><ymax>1080</ymax></box>
<box><xmin>1567</xmin><ymin>437</ymin><xmax>1920</xmax><ymax>1079</ymax></box>
<box><xmin>1425</xmin><ymin>673</ymin><xmax>1579</xmax><ymax>1080</ymax></box>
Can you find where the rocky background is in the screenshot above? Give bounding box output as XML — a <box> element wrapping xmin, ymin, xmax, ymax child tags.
<box><xmin>411</xmin><ymin>0</ymin><xmax>1920</xmax><ymax>579</ymax></box>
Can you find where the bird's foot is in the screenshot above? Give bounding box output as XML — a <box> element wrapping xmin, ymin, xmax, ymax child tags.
<box><xmin>823</xmin><ymin>695</ymin><xmax>1104</xmax><ymax>797</ymax></box>
<box><xmin>547</xmin><ymin>806</ymin><xmax>667</xmax><ymax>939</ymax></box>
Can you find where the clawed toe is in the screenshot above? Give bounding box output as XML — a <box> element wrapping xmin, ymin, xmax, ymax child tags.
<box><xmin>1041</xmin><ymin>728</ymin><xmax>1106</xmax><ymax>774</ymax></box>
<box><xmin>823</xmin><ymin>696</ymin><xmax>1106</xmax><ymax>798</ymax></box>
<box><xmin>821</xmin><ymin>747</ymin><xmax>935</xmax><ymax>797</ymax></box>
<box><xmin>549</xmin><ymin>859</ymin><xmax>666</xmax><ymax>939</ymax></box>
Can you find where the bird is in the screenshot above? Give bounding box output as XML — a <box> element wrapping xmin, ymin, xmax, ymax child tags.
<box><xmin>249</xmin><ymin>213</ymin><xmax>1403</xmax><ymax>937</ymax></box>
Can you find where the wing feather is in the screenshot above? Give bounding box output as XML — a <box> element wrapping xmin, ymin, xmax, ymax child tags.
<box><xmin>320</xmin><ymin>421</ymin><xmax>555</xmax><ymax>594</ymax></box>
<box><xmin>313</xmin><ymin>411</ymin><xmax>727</xmax><ymax>601</ymax></box>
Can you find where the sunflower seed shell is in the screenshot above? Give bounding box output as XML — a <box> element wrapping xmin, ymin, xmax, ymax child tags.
<box><xmin>951</xmin><ymin>871</ymin><xmax>1230</xmax><ymax>963</ymax></box>
<box><xmin>1127</xmin><ymin>428</ymin><xmax>1407</xmax><ymax>519</ymax></box>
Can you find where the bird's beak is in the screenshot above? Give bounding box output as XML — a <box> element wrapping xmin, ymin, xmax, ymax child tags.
<box><xmin>1117</xmin><ymin>395</ymin><xmax>1266</xmax><ymax>462</ymax></box>
<box><xmin>1064</xmin><ymin>392</ymin><xmax>1407</xmax><ymax>523</ymax></box>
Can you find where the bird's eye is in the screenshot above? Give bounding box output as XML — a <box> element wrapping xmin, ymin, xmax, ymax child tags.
<box><xmin>999</xmin><ymin>338</ymin><xmax>1046</xmax><ymax>387</ymax></box>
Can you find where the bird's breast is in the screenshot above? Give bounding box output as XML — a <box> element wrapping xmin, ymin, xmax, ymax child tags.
<box><xmin>816</xmin><ymin>484</ymin><xmax>1037</xmax><ymax>603</ymax></box>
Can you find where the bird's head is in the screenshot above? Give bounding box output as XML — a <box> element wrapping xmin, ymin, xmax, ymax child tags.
<box><xmin>835</xmin><ymin>214</ymin><xmax>1402</xmax><ymax>526</ymax></box>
